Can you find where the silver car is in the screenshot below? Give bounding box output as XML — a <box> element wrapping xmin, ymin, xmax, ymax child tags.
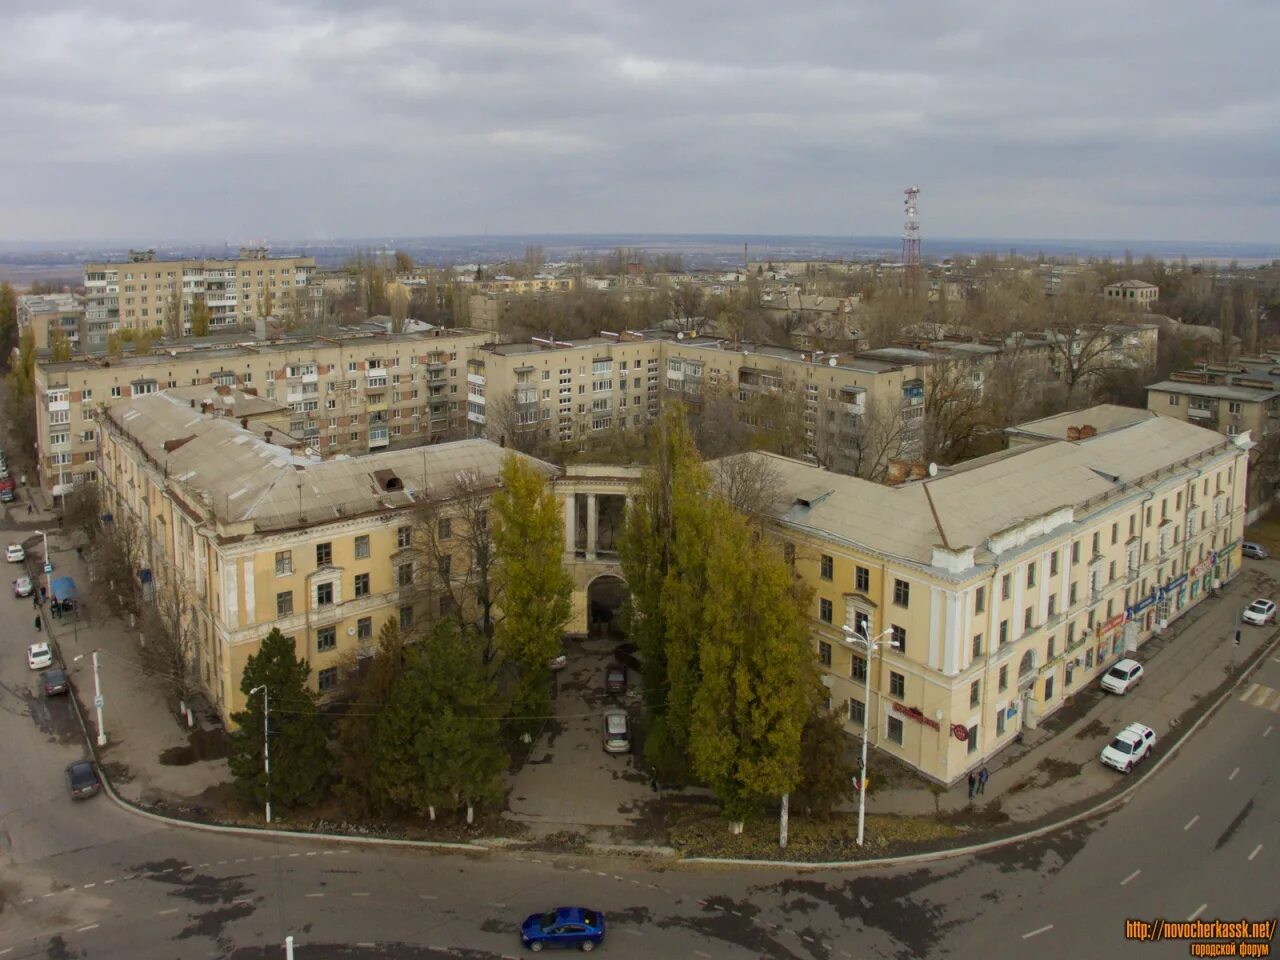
<box><xmin>602</xmin><ymin>709</ymin><xmax>630</xmax><ymax>754</ymax></box>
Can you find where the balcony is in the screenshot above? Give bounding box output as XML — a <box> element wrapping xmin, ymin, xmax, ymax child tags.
<box><xmin>467</xmin><ymin>372</ymin><xmax>486</xmax><ymax>387</ymax></box>
<box><xmin>366</xmin><ymin>375</ymin><xmax>388</xmax><ymax>390</ymax></box>
<box><xmin>368</xmin><ymin>427</ymin><xmax>389</xmax><ymax>448</ymax></box>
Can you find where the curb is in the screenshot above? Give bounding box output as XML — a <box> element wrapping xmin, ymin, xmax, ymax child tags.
<box><xmin>63</xmin><ymin>621</ymin><xmax>1280</xmax><ymax>871</ymax></box>
<box><xmin>683</xmin><ymin>625</ymin><xmax>1280</xmax><ymax>871</ymax></box>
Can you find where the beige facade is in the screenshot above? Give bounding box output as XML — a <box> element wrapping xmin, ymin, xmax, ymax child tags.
<box><xmin>1146</xmin><ymin>365</ymin><xmax>1280</xmax><ymax>442</ymax></box>
<box><xmin>739</xmin><ymin>408</ymin><xmax>1249</xmax><ymax>784</ymax></box>
<box><xmin>33</xmin><ymin>328</ymin><xmax>490</xmax><ymax>500</ymax></box>
<box><xmin>83</xmin><ymin>248</ymin><xmax>318</xmax><ymax>347</ymax></box>
<box><xmin>17</xmin><ymin>293</ymin><xmax>85</xmax><ymax>351</ymax></box>
<box><xmin>99</xmin><ymin>393</ymin><xmax>554</xmax><ymax>725</ymax></box>
<box><xmin>1104</xmin><ymin>280</ymin><xmax>1159</xmax><ymax>310</ymax></box>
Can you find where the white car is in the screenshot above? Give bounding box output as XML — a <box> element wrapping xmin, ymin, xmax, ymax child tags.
<box><xmin>27</xmin><ymin>642</ymin><xmax>53</xmax><ymax>670</ymax></box>
<box><xmin>602</xmin><ymin>709</ymin><xmax>631</xmax><ymax>754</ymax></box>
<box><xmin>6</xmin><ymin>544</ymin><xmax>25</xmax><ymax>563</ymax></box>
<box><xmin>1101</xmin><ymin>658</ymin><xmax>1144</xmax><ymax>695</ymax></box>
<box><xmin>12</xmin><ymin>575</ymin><xmax>33</xmax><ymax>598</ymax></box>
<box><xmin>1242</xmin><ymin>599</ymin><xmax>1277</xmax><ymax>626</ymax></box>
<box><xmin>1100</xmin><ymin>722</ymin><xmax>1156</xmax><ymax>773</ymax></box>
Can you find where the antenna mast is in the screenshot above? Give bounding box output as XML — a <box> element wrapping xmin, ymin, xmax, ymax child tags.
<box><xmin>902</xmin><ymin>187</ymin><xmax>921</xmax><ymax>268</ymax></box>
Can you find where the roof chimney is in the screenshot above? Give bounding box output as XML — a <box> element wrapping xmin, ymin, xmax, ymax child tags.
<box><xmin>264</xmin><ymin>429</ymin><xmax>273</xmax><ymax>443</ymax></box>
<box><xmin>1079</xmin><ymin>424</ymin><xmax>1097</xmax><ymax>439</ymax></box>
<box><xmin>240</xmin><ymin>417</ymin><xmax>249</xmax><ymax>429</ymax></box>
<box><xmin>886</xmin><ymin>459</ymin><xmax>909</xmax><ymax>485</ymax></box>
<box><xmin>1066</xmin><ymin>426</ymin><xmax>1081</xmax><ymax>441</ymax></box>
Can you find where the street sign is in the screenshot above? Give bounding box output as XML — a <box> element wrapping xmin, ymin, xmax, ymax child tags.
<box><xmin>43</xmin><ymin>563</ymin><xmax>52</xmax><ymax>574</ymax></box>
<box><xmin>94</xmin><ymin>695</ymin><xmax>104</xmax><ymax>709</ymax></box>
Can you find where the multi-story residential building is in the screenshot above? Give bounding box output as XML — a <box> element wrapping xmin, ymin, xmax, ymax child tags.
<box><xmin>736</xmin><ymin>405</ymin><xmax>1248</xmax><ymax>785</ymax></box>
<box><xmin>465</xmin><ymin>332</ymin><xmax>928</xmax><ymax>471</ymax></box>
<box><xmin>82</xmin><ymin>248</ymin><xmax>318</xmax><ymax>347</ymax></box>
<box><xmin>1104</xmin><ymin>279</ymin><xmax>1159</xmax><ymax>310</ymax></box>
<box><xmin>16</xmin><ymin>293</ymin><xmax>85</xmax><ymax>351</ymax></box>
<box><xmin>32</xmin><ymin>328</ymin><xmax>489</xmax><ymax>501</ymax></box>
<box><xmin>100</xmin><ymin>391</ymin><xmax>554</xmax><ymax>725</ymax></box>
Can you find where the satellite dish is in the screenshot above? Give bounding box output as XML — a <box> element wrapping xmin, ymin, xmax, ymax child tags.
<box><xmin>347</xmin><ymin>627</ymin><xmax>356</xmax><ymax>637</ymax></box>
<box><xmin>928</xmin><ymin>462</ymin><xmax>938</xmax><ymax>477</ymax></box>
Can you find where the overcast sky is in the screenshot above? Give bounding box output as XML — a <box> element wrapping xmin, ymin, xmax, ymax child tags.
<box><xmin>2</xmin><ymin>0</ymin><xmax>1277</xmax><ymax>244</ymax></box>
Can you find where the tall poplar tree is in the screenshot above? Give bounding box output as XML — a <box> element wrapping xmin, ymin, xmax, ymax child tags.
<box><xmin>491</xmin><ymin>454</ymin><xmax>572</xmax><ymax>732</ymax></box>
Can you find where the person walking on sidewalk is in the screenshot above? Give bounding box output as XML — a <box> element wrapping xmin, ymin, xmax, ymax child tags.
<box><xmin>968</xmin><ymin>771</ymin><xmax>976</xmax><ymax>800</ymax></box>
<box><xmin>977</xmin><ymin>765</ymin><xmax>990</xmax><ymax>795</ymax></box>
<box><xmin>33</xmin><ymin>614</ymin><xmax>41</xmax><ymax>632</ymax></box>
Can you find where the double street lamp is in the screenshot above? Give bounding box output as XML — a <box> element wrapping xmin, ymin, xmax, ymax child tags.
<box><xmin>72</xmin><ymin>651</ymin><xmax>108</xmax><ymax>747</ymax></box>
<box><xmin>841</xmin><ymin>623</ymin><xmax>895</xmax><ymax>847</ymax></box>
<box><xmin>249</xmin><ymin>684</ymin><xmax>271</xmax><ymax>824</ymax></box>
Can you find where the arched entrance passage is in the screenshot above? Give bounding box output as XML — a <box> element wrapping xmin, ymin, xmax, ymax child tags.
<box><xmin>587</xmin><ymin>574</ymin><xmax>628</xmax><ymax>640</ymax></box>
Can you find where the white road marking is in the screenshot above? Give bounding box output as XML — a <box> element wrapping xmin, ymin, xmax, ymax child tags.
<box><xmin>695</xmin><ymin>952</ymin><xmax>712</xmax><ymax>959</ymax></box>
<box><xmin>357</xmin><ymin>943</ymin><xmax>375</xmax><ymax>948</ymax></box>
<box><xmin>1265</xmin><ymin>726</ymin><xmax>1273</xmax><ymax>738</ymax></box>
<box><xmin>305</xmin><ymin>893</ymin><xmax>325</xmax><ymax>898</ymax></box>
<box><xmin>82</xmin><ymin>883</ymin><xmax>95</xmax><ymax>889</ymax></box>
<box><xmin>624</xmin><ymin>929</ymin><xmax>642</xmax><ymax>937</ymax></box>
<box><xmin>288</xmin><ymin>853</ymin><xmax>300</xmax><ymax>858</ymax></box>
<box><xmin>352</xmin><ymin>892</ymin><xmax>371</xmax><ymax>897</ymax></box>
<box><xmin>158</xmin><ymin>908</ymin><xmax>179</xmax><ymax>915</ymax></box>
<box><xmin>1249</xmin><ymin>844</ymin><xmax>1263</xmax><ymax>861</ymax></box>
<box><xmin>1121</xmin><ymin>869</ymin><xmax>1141</xmax><ymax>886</ymax></box>
<box><xmin>103</xmin><ymin>880</ymin><xmax>114</xmax><ymax>885</ymax></box>
<box><xmin>0</xmin><ymin>947</ymin><xmax>13</xmax><ymax>955</ymax></box>
<box><xmin>613</xmin><ymin>875</ymin><xmax>623</xmax><ymax>881</ymax></box>
<box><xmin>419</xmin><ymin>894</ymin><xmax>438</xmax><ymax>900</ymax></box>
<box><xmin>1184</xmin><ymin>815</ymin><xmax>1200</xmax><ymax>830</ymax></box>
<box><xmin>305</xmin><ymin>852</ymin><xmax>317</xmax><ymax>856</ymax></box>
<box><xmin>1243</xmin><ymin>683</ymin><xmax>1259</xmax><ymax>699</ymax></box>
<box><xmin>1188</xmin><ymin>904</ymin><xmax>1207</xmax><ymax>921</ymax></box>
<box><xmin>1022</xmin><ymin>924</ymin><xmax>1054</xmax><ymax>940</ymax></box>
<box><xmin>802</xmin><ymin>934</ymin><xmax>816</xmax><ymax>943</ymax></box>
<box><xmin>76</xmin><ymin>925</ymin><xmax>99</xmax><ymax>933</ymax></box>
<box><xmin>217</xmin><ymin>860</ymin><xmax>227</xmax><ymax>865</ymax></box>
<box><xmin>1229</xmin><ymin>767</ymin><xmax>1240</xmax><ymax>780</ymax></box>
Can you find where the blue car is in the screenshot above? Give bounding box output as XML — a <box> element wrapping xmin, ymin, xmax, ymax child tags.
<box><xmin>520</xmin><ymin>906</ymin><xmax>606</xmax><ymax>952</ymax></box>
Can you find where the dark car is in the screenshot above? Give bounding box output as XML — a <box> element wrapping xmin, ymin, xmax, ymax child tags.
<box><xmin>66</xmin><ymin>760</ymin><xmax>101</xmax><ymax>799</ymax></box>
<box><xmin>42</xmin><ymin>667</ymin><xmax>70</xmax><ymax>696</ymax></box>
<box><xmin>605</xmin><ymin>664</ymin><xmax>627</xmax><ymax>695</ymax></box>
<box><xmin>521</xmin><ymin>906</ymin><xmax>606</xmax><ymax>952</ymax></box>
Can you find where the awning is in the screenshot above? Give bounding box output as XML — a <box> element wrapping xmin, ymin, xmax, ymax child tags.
<box><xmin>50</xmin><ymin>576</ymin><xmax>78</xmax><ymax>602</ymax></box>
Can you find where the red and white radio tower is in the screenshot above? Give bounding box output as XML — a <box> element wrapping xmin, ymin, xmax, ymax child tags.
<box><xmin>902</xmin><ymin>186</ymin><xmax>921</xmax><ymax>267</ymax></box>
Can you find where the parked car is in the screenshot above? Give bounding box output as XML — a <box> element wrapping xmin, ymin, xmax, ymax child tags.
<box><xmin>1100</xmin><ymin>722</ymin><xmax>1156</xmax><ymax>773</ymax></box>
<box><xmin>0</xmin><ymin>478</ymin><xmax>15</xmax><ymax>503</ymax></box>
<box><xmin>66</xmin><ymin>760</ymin><xmax>101</xmax><ymax>800</ymax></box>
<box><xmin>12</xmin><ymin>575</ymin><xmax>32</xmax><ymax>597</ymax></box>
<box><xmin>602</xmin><ymin>709</ymin><xmax>630</xmax><ymax>754</ymax></box>
<box><xmin>605</xmin><ymin>664</ymin><xmax>627</xmax><ymax>695</ymax></box>
<box><xmin>549</xmin><ymin>649</ymin><xmax>568</xmax><ymax>671</ymax></box>
<box><xmin>1243</xmin><ymin>598</ymin><xmax>1277</xmax><ymax>626</ymax></box>
<box><xmin>521</xmin><ymin>906</ymin><xmax>606</xmax><ymax>952</ymax></box>
<box><xmin>6</xmin><ymin>543</ymin><xmax>25</xmax><ymax>563</ymax></box>
<box><xmin>42</xmin><ymin>667</ymin><xmax>69</xmax><ymax>696</ymax></box>
<box><xmin>1242</xmin><ymin>542</ymin><xmax>1269</xmax><ymax>560</ymax></box>
<box><xmin>1100</xmin><ymin>658</ymin><xmax>1144</xmax><ymax>695</ymax></box>
<box><xmin>27</xmin><ymin>642</ymin><xmax>53</xmax><ymax>670</ymax></box>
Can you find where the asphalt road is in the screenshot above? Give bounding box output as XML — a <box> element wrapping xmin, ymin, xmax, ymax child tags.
<box><xmin>3</xmin><ymin>529</ymin><xmax>1278</xmax><ymax>958</ymax></box>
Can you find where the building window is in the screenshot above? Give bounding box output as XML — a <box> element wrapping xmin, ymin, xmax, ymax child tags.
<box><xmin>1048</xmin><ymin>595</ymin><xmax>1057</xmax><ymax>618</ymax></box>
<box><xmin>1072</xmin><ymin>540</ymin><xmax>1081</xmax><ymax>563</ymax></box>
<box><xmin>851</xmin><ymin>655</ymin><xmax>866</xmax><ymax>681</ymax></box>
<box><xmin>820</xmin><ymin>554</ymin><xmax>833</xmax><ymax>580</ymax></box>
<box><xmin>893</xmin><ymin>579</ymin><xmax>910</xmax><ymax>607</ymax></box>
<box><xmin>967</xmin><ymin>725</ymin><xmax>979</xmax><ymax>754</ymax></box>
<box><xmin>1027</xmin><ymin>563</ymin><xmax>1036</xmax><ymax>588</ymax></box>
<box><xmin>889</xmin><ymin>671</ymin><xmax>906</xmax><ymax>697</ymax></box>
<box><xmin>818</xmin><ymin>641</ymin><xmax>832</xmax><ymax>667</ymax></box>
<box><xmin>856</xmin><ymin>565</ymin><xmax>870</xmax><ymax>593</ymax></box>
<box><xmin>316</xmin><ymin>582</ymin><xmax>333</xmax><ymax>606</ymax></box>
<box><xmin>276</xmin><ymin>591</ymin><xmax>293</xmax><ymax>617</ymax></box>
<box><xmin>997</xmin><ymin>708</ymin><xmax>1007</xmax><ymax>737</ymax></box>
<box><xmin>975</xmin><ymin>586</ymin><xmax>986</xmax><ymax>613</ymax></box>
<box><xmin>316</xmin><ymin>542</ymin><xmax>332</xmax><ymax>566</ymax></box>
<box><xmin>819</xmin><ymin>598</ymin><xmax>833</xmax><ymax>623</ymax></box>
<box><xmin>1050</xmin><ymin>551</ymin><xmax>1059</xmax><ymax>576</ymax></box>
<box><xmin>437</xmin><ymin>518</ymin><xmax>452</xmax><ymax>540</ymax></box>
<box><xmin>1047</xmin><ymin>636</ymin><xmax>1056</xmax><ymax>660</ymax></box>
<box><xmin>970</xmin><ymin>679</ymin><xmax>981</xmax><ymax>707</ymax></box>
<box><xmin>890</xmin><ymin>625</ymin><xmax>906</xmax><ymax>652</ymax></box>
<box><xmin>317</xmin><ymin>627</ymin><xmax>336</xmax><ymax>651</ymax></box>
<box><xmin>354</xmin><ymin>573</ymin><xmax>370</xmax><ymax>598</ymax></box>
<box><xmin>357</xmin><ymin>617</ymin><xmax>372</xmax><ymax>640</ymax></box>
<box><xmin>317</xmin><ymin>667</ymin><xmax>338</xmax><ymax>691</ymax></box>
<box><xmin>398</xmin><ymin>563</ymin><xmax>414</xmax><ymax>587</ymax></box>
<box><xmin>1024</xmin><ymin>606</ymin><xmax>1033</xmax><ymax>630</ymax></box>
<box><xmin>999</xmin><ymin>619</ymin><xmax>1009</xmax><ymax>645</ymax></box>
<box><xmin>399</xmin><ymin>605</ymin><xmax>414</xmax><ymax>630</ymax></box>
<box><xmin>1111</xmin><ymin>522</ymin><xmax>1119</xmax><ymax>545</ymax></box>
<box><xmin>275</xmin><ymin>550</ymin><xmax>292</xmax><ymax>576</ymax></box>
<box><xmin>354</xmin><ymin>535</ymin><xmax>370</xmax><ymax>559</ymax></box>
<box><xmin>887</xmin><ymin>716</ymin><xmax>905</xmax><ymax>745</ymax></box>
<box><xmin>999</xmin><ymin>665</ymin><xmax>1008</xmax><ymax>692</ymax></box>
<box><xmin>972</xmin><ymin>633</ymin><xmax>983</xmax><ymax>658</ymax></box>
<box><xmin>849</xmin><ymin>698</ymin><xmax>865</xmax><ymax>726</ymax></box>
<box><xmin>1001</xmin><ymin>573</ymin><xmax>1011</xmax><ymax>600</ymax></box>
<box><xmin>397</xmin><ymin>525</ymin><xmax>412</xmax><ymax>548</ymax></box>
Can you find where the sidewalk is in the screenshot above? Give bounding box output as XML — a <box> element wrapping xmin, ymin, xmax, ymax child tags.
<box><xmin>37</xmin><ymin>523</ymin><xmax>230</xmax><ymax>811</ymax></box>
<box><xmin>864</xmin><ymin>560</ymin><xmax>1279</xmax><ymax>824</ymax></box>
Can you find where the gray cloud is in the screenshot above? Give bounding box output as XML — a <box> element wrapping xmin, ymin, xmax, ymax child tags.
<box><xmin>1</xmin><ymin>0</ymin><xmax>1277</xmax><ymax>242</ymax></box>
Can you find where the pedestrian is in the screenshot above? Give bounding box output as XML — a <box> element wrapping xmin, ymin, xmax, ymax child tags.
<box><xmin>978</xmin><ymin>765</ymin><xmax>990</xmax><ymax>795</ymax></box>
<box><xmin>34</xmin><ymin>614</ymin><xmax>41</xmax><ymax>632</ymax></box>
<box><xmin>40</xmin><ymin>585</ymin><xmax>47</xmax><ymax>603</ymax></box>
<box><xmin>32</xmin><ymin>592</ymin><xmax>38</xmax><ymax>609</ymax></box>
<box><xmin>26</xmin><ymin>503</ymin><xmax>33</xmax><ymax>516</ymax></box>
<box><xmin>967</xmin><ymin>771</ymin><xmax>976</xmax><ymax>800</ymax></box>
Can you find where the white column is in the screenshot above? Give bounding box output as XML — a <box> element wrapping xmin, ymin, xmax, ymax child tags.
<box><xmin>564</xmin><ymin>493</ymin><xmax>577</xmax><ymax>556</ymax></box>
<box><xmin>586</xmin><ymin>493</ymin><xmax>598</xmax><ymax>561</ymax></box>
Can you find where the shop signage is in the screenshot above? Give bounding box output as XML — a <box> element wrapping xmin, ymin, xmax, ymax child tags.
<box><xmin>1097</xmin><ymin>613</ymin><xmax>1125</xmax><ymax>636</ymax></box>
<box><xmin>1166</xmin><ymin>573</ymin><xmax>1188</xmax><ymax>592</ymax></box>
<box><xmin>891</xmin><ymin>702</ymin><xmax>940</xmax><ymax>731</ymax></box>
<box><xmin>951</xmin><ymin>724</ymin><xmax>969</xmax><ymax>741</ymax></box>
<box><xmin>1127</xmin><ymin>594</ymin><xmax>1157</xmax><ymax>618</ymax></box>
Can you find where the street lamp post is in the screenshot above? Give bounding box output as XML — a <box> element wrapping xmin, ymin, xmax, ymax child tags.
<box><xmin>33</xmin><ymin>528</ymin><xmax>51</xmax><ymax>601</ymax></box>
<box><xmin>841</xmin><ymin>623</ymin><xmax>894</xmax><ymax>847</ymax></box>
<box><xmin>249</xmin><ymin>684</ymin><xmax>271</xmax><ymax>824</ymax></box>
<box><xmin>72</xmin><ymin>651</ymin><xmax>108</xmax><ymax>747</ymax></box>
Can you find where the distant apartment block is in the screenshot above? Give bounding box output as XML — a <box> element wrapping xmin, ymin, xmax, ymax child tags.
<box><xmin>17</xmin><ymin>293</ymin><xmax>85</xmax><ymax>351</ymax></box>
<box><xmin>32</xmin><ymin>328</ymin><xmax>489</xmax><ymax>500</ymax></box>
<box><xmin>82</xmin><ymin>247</ymin><xmax>317</xmax><ymax>348</ymax></box>
<box><xmin>1104</xmin><ymin>279</ymin><xmax>1159</xmax><ymax>310</ymax></box>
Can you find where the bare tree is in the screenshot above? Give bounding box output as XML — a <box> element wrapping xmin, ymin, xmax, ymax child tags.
<box><xmin>923</xmin><ymin>357</ymin><xmax>992</xmax><ymax>463</ymax></box>
<box><xmin>91</xmin><ymin>514</ymin><xmax>145</xmax><ymax>622</ymax></box>
<box><xmin>710</xmin><ymin>453</ymin><xmax>784</xmax><ymax>520</ymax></box>
<box><xmin>140</xmin><ymin>570</ymin><xmax>202</xmax><ymax>704</ymax></box>
<box><xmin>831</xmin><ymin>394</ymin><xmax>907</xmax><ymax>482</ymax></box>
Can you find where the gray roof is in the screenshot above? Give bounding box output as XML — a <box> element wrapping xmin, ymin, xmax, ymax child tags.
<box><xmin>1006</xmin><ymin>404</ymin><xmax>1156</xmax><ymax>441</ymax></box>
<box><xmin>107</xmin><ymin>393</ymin><xmax>555</xmax><ymax>533</ymax></box>
<box><xmin>1146</xmin><ymin>380</ymin><xmax>1279</xmax><ymax>403</ymax></box>
<box><xmin>730</xmin><ymin>410</ymin><xmax>1234</xmax><ymax>572</ymax></box>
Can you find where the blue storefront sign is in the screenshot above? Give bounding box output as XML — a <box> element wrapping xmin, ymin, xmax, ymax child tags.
<box><xmin>1166</xmin><ymin>573</ymin><xmax>1188</xmax><ymax>592</ymax></box>
<box><xmin>1127</xmin><ymin>594</ymin><xmax>1157</xmax><ymax>618</ymax></box>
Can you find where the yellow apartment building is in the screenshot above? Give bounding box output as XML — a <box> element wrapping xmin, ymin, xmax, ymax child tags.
<box><xmin>17</xmin><ymin>293</ymin><xmax>85</xmax><ymax>351</ymax></box>
<box><xmin>100</xmin><ymin>391</ymin><xmax>554</xmax><ymax>725</ymax></box>
<box><xmin>32</xmin><ymin>328</ymin><xmax>490</xmax><ymax>500</ymax></box>
<box><xmin>737</xmin><ymin>406</ymin><xmax>1249</xmax><ymax>784</ymax></box>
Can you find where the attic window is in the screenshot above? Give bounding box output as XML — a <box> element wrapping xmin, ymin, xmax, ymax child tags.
<box><xmin>793</xmin><ymin>485</ymin><xmax>834</xmax><ymax>509</ymax></box>
<box><xmin>373</xmin><ymin>468</ymin><xmax>403</xmax><ymax>492</ymax></box>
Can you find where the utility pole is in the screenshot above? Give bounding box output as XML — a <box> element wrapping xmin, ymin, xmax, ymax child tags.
<box><xmin>843</xmin><ymin>624</ymin><xmax>895</xmax><ymax>846</ymax></box>
<box><xmin>250</xmin><ymin>684</ymin><xmax>271</xmax><ymax>823</ymax></box>
<box><xmin>92</xmin><ymin>650</ymin><xmax>106</xmax><ymax>746</ymax></box>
